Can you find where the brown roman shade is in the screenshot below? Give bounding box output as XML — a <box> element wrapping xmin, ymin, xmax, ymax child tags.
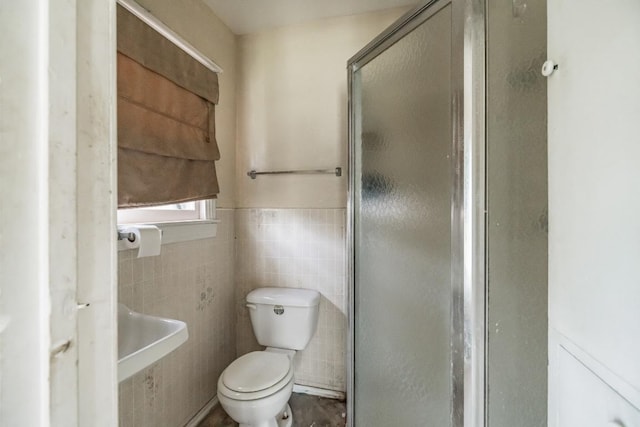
<box><xmin>117</xmin><ymin>4</ymin><xmax>220</xmax><ymax>208</ymax></box>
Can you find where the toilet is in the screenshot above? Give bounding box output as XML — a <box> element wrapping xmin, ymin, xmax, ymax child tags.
<box><xmin>217</xmin><ymin>287</ymin><xmax>321</xmax><ymax>427</ymax></box>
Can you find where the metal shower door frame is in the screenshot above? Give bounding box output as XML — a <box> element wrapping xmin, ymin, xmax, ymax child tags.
<box><xmin>346</xmin><ymin>0</ymin><xmax>487</xmax><ymax>425</ymax></box>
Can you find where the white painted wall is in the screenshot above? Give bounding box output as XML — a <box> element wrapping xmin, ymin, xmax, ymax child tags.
<box><xmin>0</xmin><ymin>1</ymin><xmax>51</xmax><ymax>424</ymax></box>
<box><xmin>548</xmin><ymin>0</ymin><xmax>640</xmax><ymax>424</ymax></box>
<box><xmin>236</xmin><ymin>8</ymin><xmax>410</xmax><ymax>208</ymax></box>
<box><xmin>76</xmin><ymin>0</ymin><xmax>119</xmax><ymax>425</ymax></box>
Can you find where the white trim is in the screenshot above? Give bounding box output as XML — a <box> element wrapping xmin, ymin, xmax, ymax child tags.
<box><xmin>155</xmin><ymin>219</ymin><xmax>220</xmax><ymax>245</ymax></box>
<box><xmin>293</xmin><ymin>384</ymin><xmax>345</xmax><ymax>400</ymax></box>
<box><xmin>116</xmin><ymin>0</ymin><xmax>223</xmax><ymax>73</ymax></box>
<box><xmin>551</xmin><ymin>330</ymin><xmax>640</xmax><ymax>411</ymax></box>
<box><xmin>76</xmin><ymin>0</ymin><xmax>119</xmax><ymax>423</ymax></box>
<box><xmin>156</xmin><ymin>220</ymin><xmax>219</xmax><ymax>244</ymax></box>
<box><xmin>184</xmin><ymin>396</ymin><xmax>219</xmax><ymax>427</ymax></box>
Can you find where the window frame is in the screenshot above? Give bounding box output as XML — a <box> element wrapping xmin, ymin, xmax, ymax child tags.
<box><xmin>117</xmin><ymin>199</ymin><xmax>218</xmax><ymax>248</ymax></box>
<box><xmin>117</xmin><ymin>200</ymin><xmax>205</xmax><ymax>224</ymax></box>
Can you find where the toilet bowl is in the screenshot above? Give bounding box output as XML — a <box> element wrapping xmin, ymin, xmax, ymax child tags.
<box><xmin>217</xmin><ymin>350</ymin><xmax>294</xmax><ymax>427</ymax></box>
<box><xmin>217</xmin><ymin>288</ymin><xmax>320</xmax><ymax>427</ymax></box>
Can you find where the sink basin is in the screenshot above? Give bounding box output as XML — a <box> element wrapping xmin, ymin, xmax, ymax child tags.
<box><xmin>118</xmin><ymin>304</ymin><xmax>188</xmax><ymax>382</ymax></box>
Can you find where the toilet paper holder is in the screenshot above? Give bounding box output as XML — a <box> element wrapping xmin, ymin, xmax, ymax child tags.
<box><xmin>117</xmin><ymin>231</ymin><xmax>137</xmax><ymax>242</ymax></box>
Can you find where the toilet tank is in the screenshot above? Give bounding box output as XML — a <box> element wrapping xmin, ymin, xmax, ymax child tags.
<box><xmin>246</xmin><ymin>287</ymin><xmax>320</xmax><ymax>350</ymax></box>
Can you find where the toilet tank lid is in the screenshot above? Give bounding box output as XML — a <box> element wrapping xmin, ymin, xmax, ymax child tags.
<box><xmin>246</xmin><ymin>287</ymin><xmax>320</xmax><ymax>307</ymax></box>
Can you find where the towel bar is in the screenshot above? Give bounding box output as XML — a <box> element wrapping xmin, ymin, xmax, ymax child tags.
<box><xmin>247</xmin><ymin>167</ymin><xmax>342</xmax><ymax>179</ymax></box>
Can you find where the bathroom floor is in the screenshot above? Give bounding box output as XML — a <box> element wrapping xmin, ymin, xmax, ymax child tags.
<box><xmin>198</xmin><ymin>393</ymin><xmax>347</xmax><ymax>427</ymax></box>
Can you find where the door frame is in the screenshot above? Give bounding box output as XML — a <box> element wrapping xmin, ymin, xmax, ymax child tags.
<box><xmin>0</xmin><ymin>0</ymin><xmax>118</xmax><ymax>425</ymax></box>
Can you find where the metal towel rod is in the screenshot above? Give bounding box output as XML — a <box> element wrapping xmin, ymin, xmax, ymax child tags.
<box><xmin>247</xmin><ymin>167</ymin><xmax>342</xmax><ymax>179</ymax></box>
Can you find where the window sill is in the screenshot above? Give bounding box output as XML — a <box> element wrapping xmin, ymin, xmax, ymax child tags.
<box><xmin>117</xmin><ymin>219</ymin><xmax>220</xmax><ymax>251</ymax></box>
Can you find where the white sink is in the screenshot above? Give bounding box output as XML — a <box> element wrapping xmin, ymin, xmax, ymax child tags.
<box><xmin>118</xmin><ymin>304</ymin><xmax>188</xmax><ymax>382</ymax></box>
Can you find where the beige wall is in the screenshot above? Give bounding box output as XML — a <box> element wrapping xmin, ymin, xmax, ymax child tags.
<box><xmin>236</xmin><ymin>8</ymin><xmax>409</xmax><ymax>208</ymax></box>
<box><xmin>136</xmin><ymin>0</ymin><xmax>237</xmax><ymax>208</ymax></box>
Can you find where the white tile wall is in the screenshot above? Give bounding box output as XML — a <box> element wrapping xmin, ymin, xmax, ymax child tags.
<box><xmin>118</xmin><ymin>209</ymin><xmax>236</xmax><ymax>427</ymax></box>
<box><xmin>235</xmin><ymin>208</ymin><xmax>347</xmax><ymax>391</ymax></box>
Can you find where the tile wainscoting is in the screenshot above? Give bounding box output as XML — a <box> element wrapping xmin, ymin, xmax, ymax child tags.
<box><xmin>118</xmin><ymin>209</ymin><xmax>236</xmax><ymax>427</ymax></box>
<box><xmin>235</xmin><ymin>208</ymin><xmax>347</xmax><ymax>392</ymax></box>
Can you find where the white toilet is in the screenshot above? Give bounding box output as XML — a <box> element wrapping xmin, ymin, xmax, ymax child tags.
<box><xmin>217</xmin><ymin>287</ymin><xmax>320</xmax><ymax>427</ymax></box>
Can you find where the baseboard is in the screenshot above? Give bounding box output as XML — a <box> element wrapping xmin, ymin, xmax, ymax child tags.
<box><xmin>184</xmin><ymin>395</ymin><xmax>219</xmax><ymax>427</ymax></box>
<box><xmin>183</xmin><ymin>385</ymin><xmax>343</xmax><ymax>427</ymax></box>
<box><xmin>293</xmin><ymin>383</ymin><xmax>345</xmax><ymax>400</ymax></box>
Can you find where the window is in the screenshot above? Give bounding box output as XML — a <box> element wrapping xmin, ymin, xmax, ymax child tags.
<box><xmin>116</xmin><ymin>2</ymin><xmax>221</xmax><ymax>209</ymax></box>
<box><xmin>115</xmin><ymin>1</ymin><xmax>221</xmax><ymax>246</ymax></box>
<box><xmin>118</xmin><ymin>200</ymin><xmax>206</xmax><ymax>224</ymax></box>
<box><xmin>117</xmin><ymin>199</ymin><xmax>218</xmax><ymax>246</ymax></box>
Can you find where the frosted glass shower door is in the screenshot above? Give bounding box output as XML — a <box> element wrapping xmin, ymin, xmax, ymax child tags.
<box><xmin>352</xmin><ymin>4</ymin><xmax>452</xmax><ymax>426</ymax></box>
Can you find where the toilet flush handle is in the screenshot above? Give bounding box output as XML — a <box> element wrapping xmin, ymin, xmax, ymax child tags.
<box><xmin>246</xmin><ymin>303</ymin><xmax>257</xmax><ymax>310</ymax></box>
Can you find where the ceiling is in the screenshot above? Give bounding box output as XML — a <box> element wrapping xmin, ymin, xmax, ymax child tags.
<box><xmin>202</xmin><ymin>0</ymin><xmax>417</xmax><ymax>35</ymax></box>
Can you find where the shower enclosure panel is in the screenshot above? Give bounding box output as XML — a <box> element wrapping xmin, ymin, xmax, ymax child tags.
<box><xmin>350</xmin><ymin>0</ymin><xmax>548</xmax><ymax>425</ymax></box>
<box><xmin>348</xmin><ymin>1</ymin><xmax>470</xmax><ymax>425</ymax></box>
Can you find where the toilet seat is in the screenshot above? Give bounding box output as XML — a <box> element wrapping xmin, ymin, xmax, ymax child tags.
<box><xmin>223</xmin><ymin>351</ymin><xmax>290</xmax><ymax>393</ymax></box>
<box><xmin>218</xmin><ymin>351</ymin><xmax>294</xmax><ymax>401</ymax></box>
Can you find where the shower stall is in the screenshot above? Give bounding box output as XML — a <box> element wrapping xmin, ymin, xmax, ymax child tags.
<box><xmin>347</xmin><ymin>0</ymin><xmax>547</xmax><ymax>426</ymax></box>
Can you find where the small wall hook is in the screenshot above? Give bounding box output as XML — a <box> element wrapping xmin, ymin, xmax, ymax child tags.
<box><xmin>542</xmin><ymin>60</ymin><xmax>558</xmax><ymax>77</ymax></box>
